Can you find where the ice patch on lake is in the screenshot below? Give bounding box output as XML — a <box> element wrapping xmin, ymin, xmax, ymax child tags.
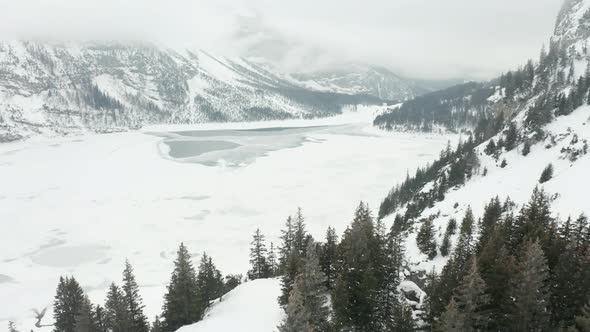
<box><xmin>31</xmin><ymin>244</ymin><xmax>110</xmax><ymax>267</ymax></box>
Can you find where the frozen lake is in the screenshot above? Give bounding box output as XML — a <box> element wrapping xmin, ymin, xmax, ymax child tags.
<box><xmin>0</xmin><ymin>113</ymin><xmax>454</xmax><ymax>328</ymax></box>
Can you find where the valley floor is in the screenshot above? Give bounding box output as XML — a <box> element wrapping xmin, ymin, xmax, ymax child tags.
<box><xmin>0</xmin><ymin>111</ymin><xmax>454</xmax><ymax>330</ymax></box>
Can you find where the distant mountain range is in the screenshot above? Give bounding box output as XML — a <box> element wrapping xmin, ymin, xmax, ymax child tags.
<box><xmin>0</xmin><ymin>42</ymin><xmax>385</xmax><ymax>141</ymax></box>
<box><xmin>289</xmin><ymin>65</ymin><xmax>461</xmax><ymax>101</ymax></box>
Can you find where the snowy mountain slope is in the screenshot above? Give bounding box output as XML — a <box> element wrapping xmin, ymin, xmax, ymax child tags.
<box><xmin>396</xmin><ymin>106</ymin><xmax>590</xmax><ymax>272</ymax></box>
<box><xmin>377</xmin><ymin>0</ymin><xmax>590</xmax><ymax>273</ymax></box>
<box><xmin>289</xmin><ymin>65</ymin><xmax>435</xmax><ymax>101</ymax></box>
<box><xmin>0</xmin><ymin>41</ymin><xmax>382</xmax><ymax>142</ymax></box>
<box><xmin>176</xmin><ymin>279</ymin><xmax>283</xmax><ymax>332</ymax></box>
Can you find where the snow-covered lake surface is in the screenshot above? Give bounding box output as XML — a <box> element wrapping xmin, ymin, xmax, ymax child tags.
<box><xmin>0</xmin><ymin>111</ymin><xmax>454</xmax><ymax>329</ymax></box>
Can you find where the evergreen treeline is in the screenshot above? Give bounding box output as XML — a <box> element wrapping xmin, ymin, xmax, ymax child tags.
<box><xmin>84</xmin><ymin>85</ymin><xmax>124</xmax><ymax>111</ymax></box>
<box><xmin>13</xmin><ymin>195</ymin><xmax>590</xmax><ymax>332</ymax></box>
<box><xmin>50</xmin><ymin>246</ymin><xmax>239</xmax><ymax>332</ymax></box>
<box><xmin>378</xmin><ymin>134</ymin><xmax>481</xmax><ymax>221</ymax></box>
<box><xmin>374</xmin><ymin>82</ymin><xmax>494</xmax><ymax>132</ymax></box>
<box><xmin>374</xmin><ymin>38</ymin><xmax>590</xmax><ymax>138</ymax></box>
<box><xmin>421</xmin><ymin>188</ymin><xmax>590</xmax><ymax>332</ymax></box>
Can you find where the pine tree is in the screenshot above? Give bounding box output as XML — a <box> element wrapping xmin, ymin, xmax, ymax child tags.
<box><xmin>550</xmin><ymin>240</ymin><xmax>584</xmax><ymax>327</ymax></box>
<box><xmin>416</xmin><ymin>218</ymin><xmax>437</xmax><ymax>259</ymax></box>
<box><xmin>484</xmin><ymin>139</ymin><xmax>497</xmax><ymax>155</ymax></box>
<box><xmin>505</xmin><ymin>122</ymin><xmax>518</xmax><ymax>151</ymax></box>
<box><xmin>574</xmin><ymin>214</ymin><xmax>589</xmax><ymax>251</ymax></box>
<box><xmin>539</xmin><ymin>163</ymin><xmax>554</xmax><ymax>183</ymax></box>
<box><xmin>104</xmin><ymin>283</ymin><xmax>132</xmax><ymax>332</ymax></box>
<box><xmin>122</xmin><ymin>260</ymin><xmax>149</xmax><ymax>332</ymax></box>
<box><xmin>279</xmin><ymin>247</ymin><xmax>302</xmax><ymax>308</ymax></box>
<box><xmin>332</xmin><ymin>202</ymin><xmax>381</xmax><ymax>331</ymax></box>
<box><xmin>440</xmin><ymin>234</ymin><xmax>451</xmax><ymax>257</ymax></box>
<box><xmin>319</xmin><ymin>227</ymin><xmax>338</xmax><ymax>290</ymax></box>
<box><xmin>440</xmin><ymin>218</ymin><xmax>457</xmax><ymax>257</ymax></box>
<box><xmin>379</xmin><ymin>228</ymin><xmax>406</xmax><ymax>330</ymax></box>
<box><xmin>391</xmin><ymin>299</ymin><xmax>417</xmax><ymax>332</ymax></box>
<box><xmin>54</xmin><ymin>276</ymin><xmax>85</xmax><ymax>332</ymax></box>
<box><xmin>293</xmin><ymin>208</ymin><xmax>309</xmax><ymax>257</ymax></box>
<box><xmin>161</xmin><ymin>243</ymin><xmax>201</xmax><ymax>332</ymax></box>
<box><xmin>478</xmin><ymin>228</ymin><xmax>516</xmax><ymax>331</ymax></box>
<box><xmin>454</xmin><ymin>207</ymin><xmax>475</xmax><ymax>268</ymax></box>
<box><xmin>74</xmin><ymin>296</ymin><xmax>99</xmax><ymax>332</ymax></box>
<box><xmin>278</xmin><ymin>242</ymin><xmax>329</xmax><ymax>332</ymax></box>
<box><xmin>438</xmin><ymin>298</ymin><xmax>465</xmax><ymax>332</ymax></box>
<box><xmin>196</xmin><ymin>253</ymin><xmax>224</xmax><ymax>312</ymax></box>
<box><xmin>279</xmin><ymin>216</ymin><xmax>295</xmax><ymax>273</ymax></box>
<box><xmin>511</xmin><ymin>187</ymin><xmax>553</xmax><ymax>253</ymax></box>
<box><xmin>94</xmin><ymin>305</ymin><xmax>107</xmax><ymax>332</ymax></box>
<box><xmin>418</xmin><ymin>269</ymin><xmax>438</xmax><ymax>331</ymax></box>
<box><xmin>453</xmin><ymin>258</ymin><xmax>490</xmax><ymax>332</ymax></box>
<box><xmin>267</xmin><ymin>242</ymin><xmax>279</xmax><ymax>277</ymax></box>
<box><xmin>512</xmin><ymin>240</ymin><xmax>551</xmax><ymax>332</ymax></box>
<box><xmin>522</xmin><ymin>140</ymin><xmax>531</xmax><ymax>156</ymax></box>
<box><xmin>248</xmin><ymin>228</ymin><xmax>271</xmax><ymax>280</ymax></box>
<box><xmin>477</xmin><ymin>197</ymin><xmax>503</xmax><ymax>254</ymax></box>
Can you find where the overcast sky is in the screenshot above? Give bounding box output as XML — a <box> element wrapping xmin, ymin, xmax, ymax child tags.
<box><xmin>0</xmin><ymin>0</ymin><xmax>563</xmax><ymax>80</ymax></box>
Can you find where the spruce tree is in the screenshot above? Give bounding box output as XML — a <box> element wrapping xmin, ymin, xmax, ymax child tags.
<box><xmin>248</xmin><ymin>228</ymin><xmax>271</xmax><ymax>280</ymax></box>
<box><xmin>512</xmin><ymin>240</ymin><xmax>551</xmax><ymax>332</ymax></box>
<box><xmin>104</xmin><ymin>283</ymin><xmax>132</xmax><ymax>332</ymax></box>
<box><xmin>418</xmin><ymin>269</ymin><xmax>438</xmax><ymax>331</ymax></box>
<box><xmin>505</xmin><ymin>122</ymin><xmax>518</xmax><ymax>151</ymax></box>
<box><xmin>94</xmin><ymin>305</ymin><xmax>107</xmax><ymax>332</ymax></box>
<box><xmin>390</xmin><ymin>300</ymin><xmax>417</xmax><ymax>332</ymax></box>
<box><xmin>267</xmin><ymin>242</ymin><xmax>279</xmax><ymax>277</ymax></box>
<box><xmin>454</xmin><ymin>207</ymin><xmax>475</xmax><ymax>269</ymax></box>
<box><xmin>278</xmin><ymin>242</ymin><xmax>329</xmax><ymax>332</ymax></box>
<box><xmin>161</xmin><ymin>243</ymin><xmax>201</xmax><ymax>332</ymax></box>
<box><xmin>332</xmin><ymin>202</ymin><xmax>381</xmax><ymax>331</ymax></box>
<box><xmin>54</xmin><ymin>276</ymin><xmax>85</xmax><ymax>332</ymax></box>
<box><xmin>539</xmin><ymin>163</ymin><xmax>554</xmax><ymax>183</ymax></box>
<box><xmin>416</xmin><ymin>218</ymin><xmax>437</xmax><ymax>259</ymax></box>
<box><xmin>453</xmin><ymin>258</ymin><xmax>490</xmax><ymax>332</ymax></box>
<box><xmin>74</xmin><ymin>296</ymin><xmax>99</xmax><ymax>332</ymax></box>
<box><xmin>293</xmin><ymin>208</ymin><xmax>308</xmax><ymax>257</ymax></box>
<box><xmin>522</xmin><ymin>140</ymin><xmax>531</xmax><ymax>156</ymax></box>
<box><xmin>122</xmin><ymin>260</ymin><xmax>149</xmax><ymax>332</ymax></box>
<box><xmin>484</xmin><ymin>139</ymin><xmax>496</xmax><ymax>155</ymax></box>
<box><xmin>279</xmin><ymin>248</ymin><xmax>302</xmax><ymax>308</ymax></box>
<box><xmin>550</xmin><ymin>239</ymin><xmax>587</xmax><ymax>327</ymax></box>
<box><xmin>440</xmin><ymin>218</ymin><xmax>457</xmax><ymax>257</ymax></box>
<box><xmin>574</xmin><ymin>214</ymin><xmax>589</xmax><ymax>251</ymax></box>
<box><xmin>319</xmin><ymin>227</ymin><xmax>338</xmax><ymax>290</ymax></box>
<box><xmin>196</xmin><ymin>253</ymin><xmax>224</xmax><ymax>312</ymax></box>
<box><xmin>380</xmin><ymin>228</ymin><xmax>406</xmax><ymax>329</ymax></box>
<box><xmin>438</xmin><ymin>298</ymin><xmax>465</xmax><ymax>332</ymax></box>
<box><xmin>278</xmin><ymin>216</ymin><xmax>295</xmax><ymax>273</ymax></box>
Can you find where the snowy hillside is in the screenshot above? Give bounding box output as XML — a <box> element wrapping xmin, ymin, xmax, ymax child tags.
<box><xmin>378</xmin><ymin>0</ymin><xmax>590</xmax><ymax>272</ymax></box>
<box><xmin>0</xmin><ymin>41</ymin><xmax>382</xmax><ymax>142</ymax></box>
<box><xmin>176</xmin><ymin>279</ymin><xmax>283</xmax><ymax>332</ymax></box>
<box><xmin>290</xmin><ymin>65</ymin><xmax>430</xmax><ymax>101</ymax></box>
<box><xmin>396</xmin><ymin>106</ymin><xmax>590</xmax><ymax>272</ymax></box>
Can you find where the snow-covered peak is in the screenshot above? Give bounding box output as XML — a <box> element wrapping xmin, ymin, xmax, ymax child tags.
<box><xmin>554</xmin><ymin>0</ymin><xmax>590</xmax><ymax>43</ymax></box>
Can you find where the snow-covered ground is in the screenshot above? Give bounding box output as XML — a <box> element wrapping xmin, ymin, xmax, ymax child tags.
<box><xmin>177</xmin><ymin>279</ymin><xmax>283</xmax><ymax>332</ymax></box>
<box><xmin>0</xmin><ymin>112</ymin><xmax>454</xmax><ymax>330</ymax></box>
<box><xmin>392</xmin><ymin>106</ymin><xmax>590</xmax><ymax>273</ymax></box>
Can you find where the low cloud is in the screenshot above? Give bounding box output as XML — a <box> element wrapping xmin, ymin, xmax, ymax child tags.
<box><xmin>0</xmin><ymin>0</ymin><xmax>563</xmax><ymax>80</ymax></box>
